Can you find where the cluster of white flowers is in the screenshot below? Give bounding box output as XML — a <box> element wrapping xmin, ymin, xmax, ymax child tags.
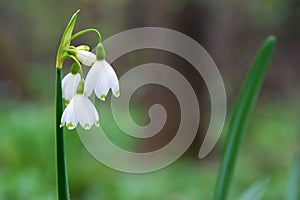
<box><xmin>60</xmin><ymin>45</ymin><xmax>120</xmax><ymax>130</ymax></box>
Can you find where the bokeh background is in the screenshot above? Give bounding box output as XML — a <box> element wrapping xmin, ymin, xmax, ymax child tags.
<box><xmin>0</xmin><ymin>0</ymin><xmax>300</xmax><ymax>199</ymax></box>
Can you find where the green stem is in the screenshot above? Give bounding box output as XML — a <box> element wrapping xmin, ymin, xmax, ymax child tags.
<box><xmin>56</xmin><ymin>68</ymin><xmax>69</xmax><ymax>200</ymax></box>
<box><xmin>62</xmin><ymin>54</ymin><xmax>84</xmax><ymax>77</ymax></box>
<box><xmin>69</xmin><ymin>28</ymin><xmax>102</xmax><ymax>44</ymax></box>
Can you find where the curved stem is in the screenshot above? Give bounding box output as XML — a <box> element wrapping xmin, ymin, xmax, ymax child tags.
<box><xmin>68</xmin><ymin>28</ymin><xmax>102</xmax><ymax>44</ymax></box>
<box><xmin>56</xmin><ymin>68</ymin><xmax>70</xmax><ymax>200</ymax></box>
<box><xmin>62</xmin><ymin>54</ymin><xmax>84</xmax><ymax>77</ymax></box>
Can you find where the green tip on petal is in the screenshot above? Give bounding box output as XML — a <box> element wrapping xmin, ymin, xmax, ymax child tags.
<box><xmin>116</xmin><ymin>90</ymin><xmax>120</xmax><ymax>96</ymax></box>
<box><xmin>65</xmin><ymin>99</ymin><xmax>70</xmax><ymax>105</ymax></box>
<box><xmin>100</xmin><ymin>94</ymin><xmax>106</xmax><ymax>100</ymax></box>
<box><xmin>84</xmin><ymin>123</ymin><xmax>90</xmax><ymax>130</ymax></box>
<box><xmin>60</xmin><ymin>122</ymin><xmax>63</xmax><ymax>127</ymax></box>
<box><xmin>96</xmin><ymin>121</ymin><xmax>100</xmax><ymax>126</ymax></box>
<box><xmin>67</xmin><ymin>122</ymin><xmax>74</xmax><ymax>129</ymax></box>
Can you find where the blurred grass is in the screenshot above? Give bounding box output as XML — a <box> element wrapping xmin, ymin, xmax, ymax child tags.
<box><xmin>0</xmin><ymin>96</ymin><xmax>299</xmax><ymax>199</ymax></box>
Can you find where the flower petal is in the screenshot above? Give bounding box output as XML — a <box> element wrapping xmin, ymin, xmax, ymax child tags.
<box><xmin>94</xmin><ymin>64</ymin><xmax>119</xmax><ymax>100</ymax></box>
<box><xmin>62</xmin><ymin>73</ymin><xmax>81</xmax><ymax>101</ymax></box>
<box><xmin>84</xmin><ymin>60</ymin><xmax>107</xmax><ymax>97</ymax></box>
<box><xmin>73</xmin><ymin>95</ymin><xmax>99</xmax><ymax>130</ymax></box>
<box><xmin>60</xmin><ymin>99</ymin><xmax>78</xmax><ymax>130</ymax></box>
<box><xmin>95</xmin><ymin>75</ymin><xmax>110</xmax><ymax>101</ymax></box>
<box><xmin>106</xmin><ymin>66</ymin><xmax>120</xmax><ymax>97</ymax></box>
<box><xmin>76</xmin><ymin>50</ymin><xmax>96</xmax><ymax>66</ymax></box>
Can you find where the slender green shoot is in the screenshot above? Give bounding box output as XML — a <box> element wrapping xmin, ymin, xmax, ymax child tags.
<box><xmin>213</xmin><ymin>36</ymin><xmax>276</xmax><ymax>200</ymax></box>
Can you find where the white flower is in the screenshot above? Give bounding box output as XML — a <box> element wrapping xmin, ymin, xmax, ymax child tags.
<box><xmin>62</xmin><ymin>73</ymin><xmax>81</xmax><ymax>102</ymax></box>
<box><xmin>60</xmin><ymin>94</ymin><xmax>99</xmax><ymax>130</ymax></box>
<box><xmin>84</xmin><ymin>60</ymin><xmax>120</xmax><ymax>101</ymax></box>
<box><xmin>76</xmin><ymin>50</ymin><xmax>97</xmax><ymax>66</ymax></box>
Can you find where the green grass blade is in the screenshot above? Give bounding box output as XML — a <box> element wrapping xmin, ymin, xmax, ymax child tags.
<box><xmin>285</xmin><ymin>157</ymin><xmax>299</xmax><ymax>200</ymax></box>
<box><xmin>238</xmin><ymin>180</ymin><xmax>269</xmax><ymax>200</ymax></box>
<box><xmin>213</xmin><ymin>36</ymin><xmax>276</xmax><ymax>200</ymax></box>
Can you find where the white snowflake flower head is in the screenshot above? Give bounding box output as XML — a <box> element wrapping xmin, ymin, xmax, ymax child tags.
<box><xmin>60</xmin><ymin>94</ymin><xmax>99</xmax><ymax>130</ymax></box>
<box><xmin>84</xmin><ymin>60</ymin><xmax>120</xmax><ymax>101</ymax></box>
<box><xmin>84</xmin><ymin>43</ymin><xmax>120</xmax><ymax>101</ymax></box>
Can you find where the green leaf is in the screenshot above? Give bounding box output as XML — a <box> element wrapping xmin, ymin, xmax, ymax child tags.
<box><xmin>238</xmin><ymin>180</ymin><xmax>270</xmax><ymax>200</ymax></box>
<box><xmin>285</xmin><ymin>157</ymin><xmax>299</xmax><ymax>200</ymax></box>
<box><xmin>56</xmin><ymin>9</ymin><xmax>80</xmax><ymax>68</ymax></box>
<box><xmin>213</xmin><ymin>36</ymin><xmax>276</xmax><ymax>200</ymax></box>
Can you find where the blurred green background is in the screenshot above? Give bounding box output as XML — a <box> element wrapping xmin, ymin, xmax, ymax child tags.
<box><xmin>0</xmin><ymin>0</ymin><xmax>300</xmax><ymax>199</ymax></box>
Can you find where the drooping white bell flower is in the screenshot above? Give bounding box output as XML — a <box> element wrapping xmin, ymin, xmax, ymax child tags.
<box><xmin>76</xmin><ymin>50</ymin><xmax>97</xmax><ymax>66</ymax></box>
<box><xmin>60</xmin><ymin>94</ymin><xmax>99</xmax><ymax>130</ymax></box>
<box><xmin>62</xmin><ymin>73</ymin><xmax>81</xmax><ymax>103</ymax></box>
<box><xmin>84</xmin><ymin>60</ymin><xmax>120</xmax><ymax>101</ymax></box>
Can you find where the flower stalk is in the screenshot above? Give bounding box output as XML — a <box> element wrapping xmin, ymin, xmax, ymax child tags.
<box><xmin>69</xmin><ymin>28</ymin><xmax>102</xmax><ymax>44</ymax></box>
<box><xmin>55</xmin><ymin>10</ymin><xmax>80</xmax><ymax>200</ymax></box>
<box><xmin>55</xmin><ymin>67</ymin><xmax>69</xmax><ymax>200</ymax></box>
<box><xmin>55</xmin><ymin>9</ymin><xmax>120</xmax><ymax>199</ymax></box>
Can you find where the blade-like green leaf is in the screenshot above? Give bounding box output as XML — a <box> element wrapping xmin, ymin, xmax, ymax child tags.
<box><xmin>285</xmin><ymin>157</ymin><xmax>299</xmax><ymax>200</ymax></box>
<box><xmin>56</xmin><ymin>9</ymin><xmax>80</xmax><ymax>68</ymax></box>
<box><xmin>213</xmin><ymin>36</ymin><xmax>276</xmax><ymax>200</ymax></box>
<box><xmin>238</xmin><ymin>180</ymin><xmax>270</xmax><ymax>200</ymax></box>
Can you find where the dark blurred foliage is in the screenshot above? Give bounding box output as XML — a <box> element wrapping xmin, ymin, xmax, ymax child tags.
<box><xmin>0</xmin><ymin>0</ymin><xmax>300</xmax><ymax>199</ymax></box>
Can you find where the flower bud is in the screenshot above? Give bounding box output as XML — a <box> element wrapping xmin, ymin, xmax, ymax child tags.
<box><xmin>76</xmin><ymin>50</ymin><xmax>96</xmax><ymax>66</ymax></box>
<box><xmin>76</xmin><ymin>45</ymin><xmax>90</xmax><ymax>51</ymax></box>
